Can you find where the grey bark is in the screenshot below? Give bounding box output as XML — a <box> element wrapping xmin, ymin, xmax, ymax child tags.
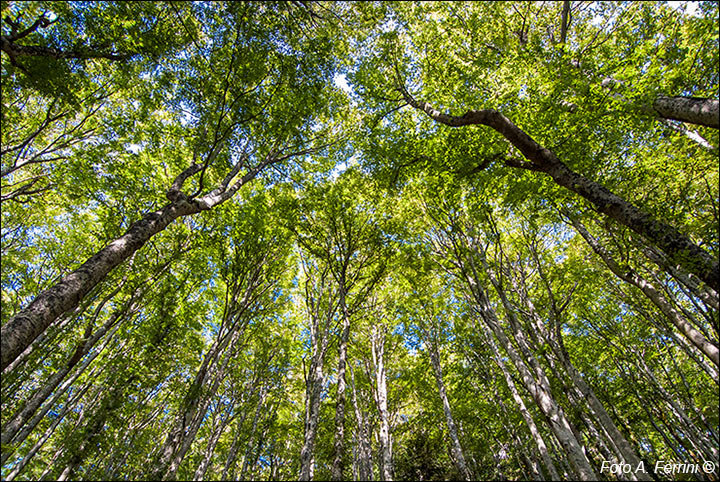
<box><xmin>1</xmin><ymin>289</ymin><xmax>136</xmax><ymax>453</ymax></box>
<box><xmin>350</xmin><ymin>365</ymin><xmax>373</xmax><ymax>481</ymax></box>
<box><xmin>652</xmin><ymin>96</ymin><xmax>719</xmax><ymax>129</ymax></box>
<box><xmin>154</xmin><ymin>324</ymin><xmax>243</xmax><ymax>481</ymax></box>
<box><xmin>449</xmin><ymin>245</ymin><xmax>597</xmax><ymax>480</ymax></box>
<box><xmin>299</xmin><ymin>353</ymin><xmax>324</xmax><ymax>481</ymax></box>
<box><xmin>221</xmin><ymin>399</ymin><xmax>254</xmax><ymax>481</ymax></box>
<box><xmin>510</xmin><ymin>239</ymin><xmax>654</xmax><ymax>481</ymax></box>
<box><xmin>398</xmin><ymin>86</ymin><xmax>719</xmax><ymax>291</ymax></box>
<box><xmin>371</xmin><ymin>324</ymin><xmax>393</xmax><ymax>481</ymax></box>
<box><xmin>473</xmin><ymin>297</ymin><xmax>596</xmax><ymax>480</ymax></box>
<box><xmin>299</xmin><ymin>260</ymin><xmax>338</xmax><ymax>481</ymax></box>
<box><xmin>568</xmin><ymin>214</ymin><xmax>719</xmax><ymax>366</ymax></box>
<box><xmin>640</xmin><ymin>244</ymin><xmax>719</xmax><ymax>311</ymax></box>
<box><xmin>151</xmin><ymin>280</ymin><xmax>255</xmax><ymax>482</ymax></box>
<box><xmin>192</xmin><ymin>408</ymin><xmax>232</xmax><ymax>482</ymax></box>
<box><xmin>4</xmin><ymin>375</ymin><xmax>92</xmax><ymax>481</ymax></box>
<box><xmin>427</xmin><ymin>215</ymin><xmax>596</xmax><ymax>479</ymax></box>
<box><xmin>427</xmin><ymin>341</ymin><xmax>473</xmax><ymax>481</ymax></box>
<box><xmin>1</xmin><ymin>148</ymin><xmax>309</xmax><ymax>369</ymax></box>
<box><xmin>480</xmin><ymin>321</ymin><xmax>561</xmax><ymax>481</ymax></box>
<box><xmin>332</xmin><ymin>287</ymin><xmax>352</xmax><ymax>480</ymax></box>
<box><xmin>239</xmin><ymin>384</ymin><xmax>268</xmax><ymax>480</ymax></box>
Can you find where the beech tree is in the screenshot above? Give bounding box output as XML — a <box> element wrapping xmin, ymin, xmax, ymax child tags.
<box><xmin>2</xmin><ymin>2</ymin><xmax>718</xmax><ymax>481</ymax></box>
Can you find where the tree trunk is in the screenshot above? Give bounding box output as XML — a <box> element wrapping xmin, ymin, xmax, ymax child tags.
<box><xmin>150</xmin><ymin>313</ymin><xmax>245</xmax><ymax>481</ymax></box>
<box><xmin>4</xmin><ymin>376</ymin><xmax>92</xmax><ymax>481</ymax></box>
<box><xmin>480</xmin><ymin>321</ymin><xmax>561</xmax><ymax>481</ymax></box>
<box><xmin>569</xmin><ymin>214</ymin><xmax>719</xmax><ymax>366</ymax></box>
<box><xmin>399</xmin><ymin>88</ymin><xmax>719</xmax><ymax>291</ymax></box>
<box><xmin>1</xmin><ymin>296</ymin><xmax>130</xmax><ymax>452</ymax></box>
<box><xmin>1</xmin><ymin>154</ymin><xmax>281</xmax><ymax>370</ymax></box>
<box><xmin>299</xmin><ymin>353</ymin><xmax>324</xmax><ymax>481</ymax></box>
<box><xmin>221</xmin><ymin>397</ymin><xmax>255</xmax><ymax>481</ymax></box>
<box><xmin>239</xmin><ymin>384</ymin><xmax>268</xmax><ymax>480</ymax></box>
<box><xmin>332</xmin><ymin>286</ymin><xmax>352</xmax><ymax>480</ymax></box>
<box><xmin>192</xmin><ymin>406</ymin><xmax>234</xmax><ymax>482</ymax></box>
<box><xmin>427</xmin><ymin>341</ymin><xmax>473</xmax><ymax>481</ymax></box>
<box><xmin>467</xmin><ymin>277</ymin><xmax>597</xmax><ymax>480</ymax></box>
<box><xmin>1</xmin><ymin>200</ymin><xmax>200</xmax><ymax>370</ymax></box>
<box><xmin>371</xmin><ymin>324</ymin><xmax>393</xmax><ymax>481</ymax></box>
<box><xmin>299</xmin><ymin>262</ymin><xmax>336</xmax><ymax>481</ymax></box>
<box><xmin>350</xmin><ymin>365</ymin><xmax>373</xmax><ymax>481</ymax></box>
<box><xmin>651</xmin><ymin>96</ymin><xmax>719</xmax><ymax>129</ymax></box>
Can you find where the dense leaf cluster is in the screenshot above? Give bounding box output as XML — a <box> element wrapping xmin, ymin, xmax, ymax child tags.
<box><xmin>1</xmin><ymin>1</ymin><xmax>718</xmax><ymax>481</ymax></box>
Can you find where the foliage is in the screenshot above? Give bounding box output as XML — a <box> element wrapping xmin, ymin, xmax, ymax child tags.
<box><xmin>1</xmin><ymin>1</ymin><xmax>718</xmax><ymax>481</ymax></box>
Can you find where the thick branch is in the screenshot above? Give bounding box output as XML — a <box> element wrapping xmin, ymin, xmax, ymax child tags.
<box><xmin>167</xmin><ymin>163</ymin><xmax>203</xmax><ymax>202</ymax></box>
<box><xmin>560</xmin><ymin>1</ymin><xmax>571</xmax><ymax>44</ymax></box>
<box><xmin>2</xmin><ymin>35</ymin><xmax>131</xmax><ymax>63</ymax></box>
<box><xmin>398</xmin><ymin>85</ymin><xmax>719</xmax><ymax>290</ymax></box>
<box><xmin>652</xmin><ymin>96</ymin><xmax>719</xmax><ymax>129</ymax></box>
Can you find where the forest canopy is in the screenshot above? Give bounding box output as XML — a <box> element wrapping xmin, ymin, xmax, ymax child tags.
<box><xmin>1</xmin><ymin>1</ymin><xmax>718</xmax><ymax>481</ymax></box>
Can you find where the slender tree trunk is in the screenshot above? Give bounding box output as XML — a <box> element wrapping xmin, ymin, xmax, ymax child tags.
<box><xmin>633</xmin><ymin>351</ymin><xmax>719</xmax><ymax>462</ymax></box>
<box><xmin>371</xmin><ymin>325</ymin><xmax>393</xmax><ymax>481</ymax></box>
<box><xmin>479</xmin><ymin>321</ymin><xmax>561</xmax><ymax>481</ymax></box>
<box><xmin>568</xmin><ymin>214</ymin><xmax>719</xmax><ymax>366</ymax></box>
<box><xmin>332</xmin><ymin>285</ymin><xmax>352</xmax><ymax>480</ymax></box>
<box><xmin>221</xmin><ymin>409</ymin><xmax>249</xmax><ymax>481</ymax></box>
<box><xmin>350</xmin><ymin>365</ymin><xmax>373</xmax><ymax>481</ymax></box>
<box><xmin>150</xmin><ymin>314</ymin><xmax>244</xmax><ymax>481</ymax></box>
<box><xmin>640</xmin><ymin>244</ymin><xmax>719</xmax><ymax>311</ymax></box>
<box><xmin>239</xmin><ymin>384</ymin><xmax>268</xmax><ymax>480</ymax></box>
<box><xmin>559</xmin><ymin>1</ymin><xmax>570</xmax><ymax>44</ymax></box>
<box><xmin>299</xmin><ymin>261</ymin><xmax>336</xmax><ymax>481</ymax></box>
<box><xmin>399</xmin><ymin>87</ymin><xmax>719</xmax><ymax>290</ymax></box>
<box><xmin>0</xmin><ymin>340</ymin><xmax>121</xmax><ymax>470</ymax></box>
<box><xmin>299</xmin><ymin>353</ymin><xmax>324</xmax><ymax>481</ymax></box>
<box><xmin>427</xmin><ymin>341</ymin><xmax>473</xmax><ymax>481</ymax></box>
<box><xmin>193</xmin><ymin>406</ymin><xmax>234</xmax><ymax>482</ymax></box>
<box><xmin>431</xmin><ymin>219</ymin><xmax>596</xmax><ymax>479</ymax></box>
<box><xmin>56</xmin><ymin>370</ymin><xmax>130</xmax><ymax>481</ymax></box>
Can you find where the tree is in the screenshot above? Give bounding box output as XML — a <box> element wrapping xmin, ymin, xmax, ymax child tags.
<box><xmin>2</xmin><ymin>2</ymin><xmax>718</xmax><ymax>481</ymax></box>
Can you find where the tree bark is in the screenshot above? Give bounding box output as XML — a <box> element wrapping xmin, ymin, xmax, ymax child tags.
<box><xmin>299</xmin><ymin>260</ymin><xmax>337</xmax><ymax>481</ymax></box>
<box><xmin>1</xmin><ymin>289</ymin><xmax>135</xmax><ymax>453</ymax></box>
<box><xmin>192</xmin><ymin>408</ymin><xmax>233</xmax><ymax>482</ymax></box>
<box><xmin>371</xmin><ymin>324</ymin><xmax>393</xmax><ymax>481</ymax></box>
<box><xmin>559</xmin><ymin>1</ymin><xmax>571</xmax><ymax>44</ymax></box>
<box><xmin>652</xmin><ymin>96</ymin><xmax>719</xmax><ymax>129</ymax></box>
<box><xmin>1</xmin><ymin>199</ymin><xmax>200</xmax><ymax>370</ymax></box>
<box><xmin>332</xmin><ymin>286</ymin><xmax>352</xmax><ymax>480</ymax></box>
<box><xmin>473</xmin><ymin>293</ymin><xmax>596</xmax><ymax>479</ymax></box>
<box><xmin>221</xmin><ymin>396</ymin><xmax>255</xmax><ymax>481</ymax></box>
<box><xmin>350</xmin><ymin>365</ymin><xmax>373</xmax><ymax>481</ymax></box>
<box><xmin>568</xmin><ymin>214</ymin><xmax>719</xmax><ymax>366</ymax></box>
<box><xmin>1</xmin><ymin>150</ymin><xmax>295</xmax><ymax>370</ymax></box>
<box><xmin>480</xmin><ymin>322</ymin><xmax>561</xmax><ymax>481</ymax></box>
<box><xmin>449</xmin><ymin>243</ymin><xmax>598</xmax><ymax>480</ymax></box>
<box><xmin>398</xmin><ymin>87</ymin><xmax>719</xmax><ymax>291</ymax></box>
<box><xmin>4</xmin><ymin>375</ymin><xmax>92</xmax><ymax>481</ymax></box>
<box><xmin>299</xmin><ymin>354</ymin><xmax>324</xmax><ymax>481</ymax></box>
<box><xmin>150</xmin><ymin>302</ymin><xmax>248</xmax><ymax>481</ymax></box>
<box><xmin>427</xmin><ymin>341</ymin><xmax>473</xmax><ymax>481</ymax></box>
<box><xmin>239</xmin><ymin>384</ymin><xmax>268</xmax><ymax>480</ymax></box>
